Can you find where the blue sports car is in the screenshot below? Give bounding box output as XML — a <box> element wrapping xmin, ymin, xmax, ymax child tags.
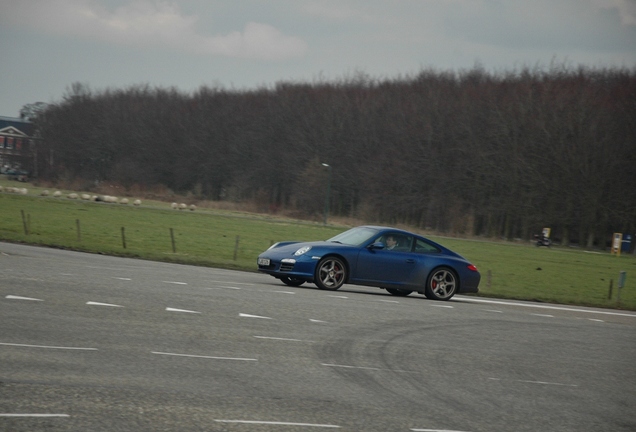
<box><xmin>257</xmin><ymin>226</ymin><xmax>480</xmax><ymax>300</ymax></box>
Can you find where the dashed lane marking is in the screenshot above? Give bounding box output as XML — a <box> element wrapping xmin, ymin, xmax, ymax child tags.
<box><xmin>162</xmin><ymin>281</ymin><xmax>187</xmax><ymax>285</ymax></box>
<box><xmin>239</xmin><ymin>313</ymin><xmax>272</xmax><ymax>319</ymax></box>
<box><xmin>152</xmin><ymin>351</ymin><xmax>257</xmax><ymax>361</ymax></box>
<box><xmin>0</xmin><ymin>342</ymin><xmax>97</xmax><ymax>351</ymax></box>
<box><xmin>457</xmin><ymin>296</ymin><xmax>636</xmax><ymax>318</ymax></box>
<box><xmin>6</xmin><ymin>295</ymin><xmax>43</xmax><ymax>301</ymax></box>
<box><xmin>488</xmin><ymin>377</ymin><xmax>577</xmax><ymax>387</ymax></box>
<box><xmin>254</xmin><ymin>336</ymin><xmax>313</xmax><ymax>343</ymax></box>
<box><xmin>214</xmin><ymin>420</ymin><xmax>340</xmax><ymax>428</ymax></box>
<box><xmin>166</xmin><ymin>307</ymin><xmax>200</xmax><ymax>314</ymax></box>
<box><xmin>0</xmin><ymin>414</ymin><xmax>70</xmax><ymax>418</ymax></box>
<box><xmin>87</xmin><ymin>301</ymin><xmax>123</xmax><ymax>307</ymax></box>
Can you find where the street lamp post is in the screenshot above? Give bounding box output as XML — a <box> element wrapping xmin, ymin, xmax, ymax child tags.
<box><xmin>321</xmin><ymin>163</ymin><xmax>332</xmax><ymax>225</ymax></box>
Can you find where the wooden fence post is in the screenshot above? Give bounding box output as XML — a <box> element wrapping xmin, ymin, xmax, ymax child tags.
<box><xmin>170</xmin><ymin>228</ymin><xmax>176</xmax><ymax>253</ymax></box>
<box><xmin>233</xmin><ymin>235</ymin><xmax>240</xmax><ymax>260</ymax></box>
<box><xmin>21</xmin><ymin>210</ymin><xmax>29</xmax><ymax>235</ymax></box>
<box><xmin>121</xmin><ymin>227</ymin><xmax>127</xmax><ymax>249</ymax></box>
<box><xmin>76</xmin><ymin>219</ymin><xmax>81</xmax><ymax>242</ymax></box>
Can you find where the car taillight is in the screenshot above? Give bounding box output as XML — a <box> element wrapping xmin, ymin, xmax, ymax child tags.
<box><xmin>467</xmin><ymin>264</ymin><xmax>478</xmax><ymax>272</ymax></box>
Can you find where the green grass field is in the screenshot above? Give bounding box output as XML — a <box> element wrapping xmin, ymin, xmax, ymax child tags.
<box><xmin>1</xmin><ymin>179</ymin><xmax>634</xmax><ymax>310</ymax></box>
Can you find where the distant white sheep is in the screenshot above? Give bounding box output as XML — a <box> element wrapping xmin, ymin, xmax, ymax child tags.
<box><xmin>41</xmin><ymin>190</ymin><xmax>49</xmax><ymax>196</ymax></box>
<box><xmin>68</xmin><ymin>193</ymin><xmax>78</xmax><ymax>199</ymax></box>
<box><xmin>171</xmin><ymin>202</ymin><xmax>178</xmax><ymax>209</ymax></box>
<box><xmin>19</xmin><ymin>188</ymin><xmax>27</xmax><ymax>195</ymax></box>
<box><xmin>133</xmin><ymin>199</ymin><xmax>141</xmax><ymax>206</ymax></box>
<box><xmin>53</xmin><ymin>191</ymin><xmax>62</xmax><ymax>197</ymax></box>
<box><xmin>119</xmin><ymin>198</ymin><xmax>129</xmax><ymax>204</ymax></box>
<box><xmin>99</xmin><ymin>195</ymin><xmax>117</xmax><ymax>203</ymax></box>
<box><xmin>189</xmin><ymin>204</ymin><xmax>197</xmax><ymax>211</ymax></box>
<box><xmin>0</xmin><ymin>185</ymin><xmax>3</xmax><ymax>192</ymax></box>
<box><xmin>81</xmin><ymin>194</ymin><xmax>91</xmax><ymax>200</ymax></box>
<box><xmin>178</xmin><ymin>203</ymin><xmax>187</xmax><ymax>210</ymax></box>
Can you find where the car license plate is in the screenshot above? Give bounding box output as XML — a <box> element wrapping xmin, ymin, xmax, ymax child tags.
<box><xmin>258</xmin><ymin>258</ymin><xmax>270</xmax><ymax>266</ymax></box>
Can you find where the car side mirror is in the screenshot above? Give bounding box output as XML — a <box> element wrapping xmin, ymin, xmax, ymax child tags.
<box><xmin>368</xmin><ymin>242</ymin><xmax>385</xmax><ymax>250</ymax></box>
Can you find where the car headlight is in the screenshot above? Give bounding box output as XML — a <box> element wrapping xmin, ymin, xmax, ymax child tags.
<box><xmin>294</xmin><ymin>246</ymin><xmax>312</xmax><ymax>256</ymax></box>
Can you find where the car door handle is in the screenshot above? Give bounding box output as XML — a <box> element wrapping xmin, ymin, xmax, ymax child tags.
<box><xmin>405</xmin><ymin>259</ymin><xmax>415</xmax><ymax>264</ymax></box>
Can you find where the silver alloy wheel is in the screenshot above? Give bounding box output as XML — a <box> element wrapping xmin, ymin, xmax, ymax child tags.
<box><xmin>315</xmin><ymin>257</ymin><xmax>346</xmax><ymax>290</ymax></box>
<box><xmin>425</xmin><ymin>268</ymin><xmax>457</xmax><ymax>300</ymax></box>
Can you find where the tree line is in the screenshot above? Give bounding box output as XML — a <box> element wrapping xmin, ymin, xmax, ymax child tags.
<box><xmin>29</xmin><ymin>65</ymin><xmax>636</xmax><ymax>247</ymax></box>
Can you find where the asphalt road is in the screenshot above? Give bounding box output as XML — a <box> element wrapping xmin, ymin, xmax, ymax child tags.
<box><xmin>1</xmin><ymin>242</ymin><xmax>635</xmax><ymax>432</ymax></box>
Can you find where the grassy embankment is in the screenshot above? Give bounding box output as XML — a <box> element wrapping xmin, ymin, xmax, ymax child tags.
<box><xmin>1</xmin><ymin>180</ymin><xmax>634</xmax><ymax>310</ymax></box>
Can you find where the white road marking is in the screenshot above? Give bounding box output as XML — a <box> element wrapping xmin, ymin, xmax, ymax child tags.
<box><xmin>588</xmin><ymin>318</ymin><xmax>604</xmax><ymax>322</ymax></box>
<box><xmin>166</xmin><ymin>307</ymin><xmax>200</xmax><ymax>314</ymax></box>
<box><xmin>273</xmin><ymin>290</ymin><xmax>295</xmax><ymax>294</ymax></box>
<box><xmin>483</xmin><ymin>309</ymin><xmax>503</xmax><ymax>313</ymax></box>
<box><xmin>531</xmin><ymin>313</ymin><xmax>554</xmax><ymax>318</ymax></box>
<box><xmin>327</xmin><ymin>295</ymin><xmax>348</xmax><ymax>299</ymax></box>
<box><xmin>488</xmin><ymin>377</ymin><xmax>577</xmax><ymax>387</ymax></box>
<box><xmin>86</xmin><ymin>301</ymin><xmax>123</xmax><ymax>307</ymax></box>
<box><xmin>517</xmin><ymin>379</ymin><xmax>577</xmax><ymax>387</ymax></box>
<box><xmin>411</xmin><ymin>429</ymin><xmax>471</xmax><ymax>432</ymax></box>
<box><xmin>152</xmin><ymin>352</ymin><xmax>257</xmax><ymax>361</ymax></box>
<box><xmin>239</xmin><ymin>313</ymin><xmax>272</xmax><ymax>319</ymax></box>
<box><xmin>162</xmin><ymin>281</ymin><xmax>187</xmax><ymax>285</ymax></box>
<box><xmin>214</xmin><ymin>420</ymin><xmax>340</xmax><ymax>428</ymax></box>
<box><xmin>213</xmin><ymin>286</ymin><xmax>242</xmax><ymax>290</ymax></box>
<box><xmin>0</xmin><ymin>414</ymin><xmax>70</xmax><ymax>418</ymax></box>
<box><xmin>321</xmin><ymin>363</ymin><xmax>413</xmax><ymax>373</ymax></box>
<box><xmin>208</xmin><ymin>280</ymin><xmax>254</xmax><ymax>286</ymax></box>
<box><xmin>112</xmin><ymin>277</ymin><xmax>131</xmax><ymax>281</ymax></box>
<box><xmin>254</xmin><ymin>336</ymin><xmax>313</xmax><ymax>342</ymax></box>
<box><xmin>431</xmin><ymin>304</ymin><xmax>454</xmax><ymax>308</ymax></box>
<box><xmin>310</xmin><ymin>319</ymin><xmax>328</xmax><ymax>323</ymax></box>
<box><xmin>375</xmin><ymin>299</ymin><xmax>399</xmax><ymax>303</ymax></box>
<box><xmin>0</xmin><ymin>342</ymin><xmax>97</xmax><ymax>351</ymax></box>
<box><xmin>457</xmin><ymin>296</ymin><xmax>636</xmax><ymax>318</ymax></box>
<box><xmin>6</xmin><ymin>295</ymin><xmax>43</xmax><ymax>301</ymax></box>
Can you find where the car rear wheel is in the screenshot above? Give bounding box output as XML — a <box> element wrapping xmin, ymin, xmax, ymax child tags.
<box><xmin>386</xmin><ymin>288</ymin><xmax>413</xmax><ymax>297</ymax></box>
<box><xmin>424</xmin><ymin>267</ymin><xmax>458</xmax><ymax>301</ymax></box>
<box><xmin>315</xmin><ymin>257</ymin><xmax>346</xmax><ymax>290</ymax></box>
<box><xmin>280</xmin><ymin>276</ymin><xmax>305</xmax><ymax>287</ymax></box>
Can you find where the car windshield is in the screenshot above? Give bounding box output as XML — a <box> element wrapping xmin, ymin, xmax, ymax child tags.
<box><xmin>327</xmin><ymin>227</ymin><xmax>380</xmax><ymax>246</ymax></box>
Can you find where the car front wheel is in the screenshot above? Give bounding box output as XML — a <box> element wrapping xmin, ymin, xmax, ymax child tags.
<box><xmin>315</xmin><ymin>257</ymin><xmax>346</xmax><ymax>290</ymax></box>
<box><xmin>280</xmin><ymin>276</ymin><xmax>305</xmax><ymax>287</ymax></box>
<box><xmin>424</xmin><ymin>267</ymin><xmax>458</xmax><ymax>300</ymax></box>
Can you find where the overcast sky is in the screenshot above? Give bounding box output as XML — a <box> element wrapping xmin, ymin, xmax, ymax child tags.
<box><xmin>1</xmin><ymin>0</ymin><xmax>635</xmax><ymax>117</ymax></box>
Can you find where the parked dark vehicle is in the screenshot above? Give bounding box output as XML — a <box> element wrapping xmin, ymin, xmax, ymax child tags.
<box><xmin>534</xmin><ymin>234</ymin><xmax>552</xmax><ymax>247</ymax></box>
<box><xmin>4</xmin><ymin>168</ymin><xmax>29</xmax><ymax>182</ymax></box>
<box><xmin>257</xmin><ymin>225</ymin><xmax>480</xmax><ymax>301</ymax></box>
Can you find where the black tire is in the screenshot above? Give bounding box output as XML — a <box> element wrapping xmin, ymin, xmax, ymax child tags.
<box><xmin>280</xmin><ymin>276</ymin><xmax>305</xmax><ymax>287</ymax></box>
<box><xmin>424</xmin><ymin>267</ymin><xmax>458</xmax><ymax>301</ymax></box>
<box><xmin>314</xmin><ymin>257</ymin><xmax>347</xmax><ymax>290</ymax></box>
<box><xmin>386</xmin><ymin>288</ymin><xmax>413</xmax><ymax>297</ymax></box>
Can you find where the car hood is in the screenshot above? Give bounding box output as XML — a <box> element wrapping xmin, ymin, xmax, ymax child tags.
<box><xmin>264</xmin><ymin>240</ymin><xmax>351</xmax><ymax>256</ymax></box>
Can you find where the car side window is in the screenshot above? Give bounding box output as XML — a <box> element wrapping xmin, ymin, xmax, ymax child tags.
<box><xmin>414</xmin><ymin>238</ymin><xmax>440</xmax><ymax>254</ymax></box>
<box><xmin>377</xmin><ymin>234</ymin><xmax>413</xmax><ymax>252</ymax></box>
